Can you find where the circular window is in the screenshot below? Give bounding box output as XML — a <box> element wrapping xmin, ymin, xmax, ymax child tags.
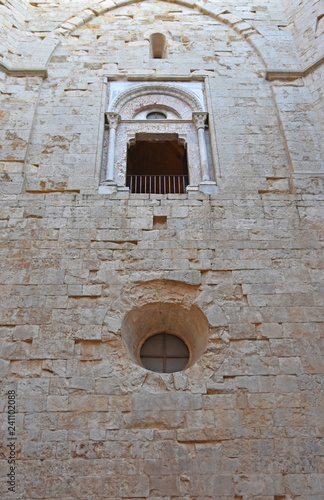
<box><xmin>146</xmin><ymin>111</ymin><xmax>167</xmax><ymax>120</ymax></box>
<box><xmin>121</xmin><ymin>301</ymin><xmax>209</xmax><ymax>373</ymax></box>
<box><xmin>140</xmin><ymin>332</ymin><xmax>189</xmax><ymax>373</ymax></box>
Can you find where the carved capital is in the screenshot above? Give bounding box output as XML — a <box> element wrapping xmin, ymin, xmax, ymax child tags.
<box><xmin>105</xmin><ymin>112</ymin><xmax>121</xmax><ymax>129</ymax></box>
<box><xmin>192</xmin><ymin>112</ymin><xmax>208</xmax><ymax>130</ymax></box>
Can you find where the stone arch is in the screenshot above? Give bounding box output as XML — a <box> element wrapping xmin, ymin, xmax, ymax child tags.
<box><xmin>50</xmin><ymin>0</ymin><xmax>261</xmax><ymax>42</ymax></box>
<box><xmin>109</xmin><ymin>83</ymin><xmax>204</xmax><ymax>115</ymax></box>
<box><xmin>103</xmin><ymin>81</ymin><xmax>213</xmax><ymax>191</ymax></box>
<box><xmin>0</xmin><ymin>0</ymin><xmax>302</xmax><ymax>76</ymax></box>
<box><xmin>45</xmin><ymin>0</ymin><xmax>272</xmax><ymax>68</ymax></box>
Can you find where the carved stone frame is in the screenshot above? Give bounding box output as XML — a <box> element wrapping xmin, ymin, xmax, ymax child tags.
<box><xmin>100</xmin><ymin>81</ymin><xmax>218</xmax><ymax>194</ymax></box>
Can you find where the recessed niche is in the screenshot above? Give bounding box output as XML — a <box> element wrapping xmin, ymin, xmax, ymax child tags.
<box><xmin>121</xmin><ymin>302</ymin><xmax>209</xmax><ymax>372</ymax></box>
<box><xmin>153</xmin><ymin>215</ymin><xmax>167</xmax><ymax>229</ymax></box>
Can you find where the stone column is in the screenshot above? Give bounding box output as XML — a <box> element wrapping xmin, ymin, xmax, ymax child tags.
<box><xmin>104</xmin><ymin>112</ymin><xmax>121</xmax><ymax>182</ymax></box>
<box><xmin>192</xmin><ymin>112</ymin><xmax>210</xmax><ymax>182</ymax></box>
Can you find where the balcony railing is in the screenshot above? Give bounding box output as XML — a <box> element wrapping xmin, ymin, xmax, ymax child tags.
<box><xmin>126</xmin><ymin>175</ymin><xmax>189</xmax><ymax>194</ymax></box>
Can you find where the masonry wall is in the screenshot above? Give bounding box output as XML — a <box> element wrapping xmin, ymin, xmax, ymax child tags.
<box><xmin>0</xmin><ymin>1</ymin><xmax>324</xmax><ymax>500</ymax></box>
<box><xmin>281</xmin><ymin>0</ymin><xmax>324</xmax><ymax>131</ymax></box>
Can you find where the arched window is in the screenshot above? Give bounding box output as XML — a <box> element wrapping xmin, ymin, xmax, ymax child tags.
<box><xmin>150</xmin><ymin>33</ymin><xmax>167</xmax><ymax>59</ymax></box>
<box><xmin>101</xmin><ymin>82</ymin><xmax>218</xmax><ymax>195</ymax></box>
<box><xmin>146</xmin><ymin>111</ymin><xmax>167</xmax><ymax>119</ymax></box>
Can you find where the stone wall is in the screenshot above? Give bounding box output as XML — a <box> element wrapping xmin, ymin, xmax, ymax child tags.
<box><xmin>1</xmin><ymin>189</ymin><xmax>324</xmax><ymax>499</ymax></box>
<box><xmin>0</xmin><ymin>1</ymin><xmax>323</xmax><ymax>499</ymax></box>
<box><xmin>23</xmin><ymin>2</ymin><xmax>293</xmax><ymax>193</ymax></box>
<box><xmin>280</xmin><ymin>0</ymin><xmax>323</xmax><ymax>66</ymax></box>
<box><xmin>281</xmin><ymin>0</ymin><xmax>324</xmax><ymax>131</ymax></box>
<box><xmin>0</xmin><ymin>0</ymin><xmax>27</xmax><ymax>68</ymax></box>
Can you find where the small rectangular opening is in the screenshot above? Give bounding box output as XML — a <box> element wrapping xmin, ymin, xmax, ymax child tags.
<box><xmin>153</xmin><ymin>216</ymin><xmax>167</xmax><ymax>229</ymax></box>
<box><xmin>150</xmin><ymin>33</ymin><xmax>167</xmax><ymax>59</ymax></box>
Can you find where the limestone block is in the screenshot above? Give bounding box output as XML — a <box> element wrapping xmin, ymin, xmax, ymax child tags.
<box><xmin>236</xmin><ymin>375</ymin><xmax>275</xmax><ymax>393</ymax></box>
<box><xmin>68</xmin><ymin>395</ymin><xmax>108</xmax><ymax>412</ymax></box>
<box><xmin>133</xmin><ymin>393</ymin><xmax>202</xmax><ymax>411</ymax></box>
<box><xmin>12</xmin><ymin>325</ymin><xmax>39</xmax><ymax>341</ymax></box>
<box><xmin>229</xmin><ymin>323</ymin><xmax>257</xmax><ymax>339</ymax></box>
<box><xmin>279</xmin><ymin>357</ymin><xmax>303</xmax><ymax>375</ymax></box>
<box><xmin>234</xmin><ymin>473</ymin><xmax>285</xmax><ymax>496</ymax></box>
<box><xmin>41</xmin><ymin>430</ymin><xmax>68</xmax><ymax>442</ymax></box>
<box><xmin>0</xmin><ymin>359</ymin><xmax>9</xmax><ymax>378</ymax></box>
<box><xmin>46</xmin><ymin>395</ymin><xmax>68</xmax><ymax>411</ymax></box>
<box><xmin>149</xmin><ymin>475</ymin><xmax>180</xmax><ymax>497</ymax></box>
<box><xmin>9</xmin><ymin>359</ymin><xmax>43</xmax><ymax>378</ymax></box>
<box><xmin>1</xmin><ymin>340</ymin><xmax>31</xmax><ymax>360</ymax></box>
<box><xmin>17</xmin><ymin>378</ymin><xmax>49</xmax><ymax>412</ymax></box>
<box><xmin>69</xmin><ymin>377</ymin><xmax>96</xmax><ymax>392</ymax></box>
<box><xmin>89</xmin><ymin>429</ymin><xmax>106</xmax><ymax>441</ymax></box>
<box><xmin>302</xmin><ymin>355</ymin><xmax>324</xmax><ymax>374</ymax></box>
<box><xmin>275</xmin><ymin>375</ymin><xmax>299</xmax><ymax>392</ymax></box>
<box><xmin>31</xmin><ymin>339</ymin><xmax>75</xmax><ymax>359</ymax></box>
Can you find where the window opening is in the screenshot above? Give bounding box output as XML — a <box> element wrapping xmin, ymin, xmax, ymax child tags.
<box><xmin>146</xmin><ymin>111</ymin><xmax>167</xmax><ymax>120</ymax></box>
<box><xmin>126</xmin><ymin>138</ymin><xmax>189</xmax><ymax>194</ymax></box>
<box><xmin>140</xmin><ymin>332</ymin><xmax>189</xmax><ymax>373</ymax></box>
<box><xmin>150</xmin><ymin>33</ymin><xmax>167</xmax><ymax>59</ymax></box>
<box><xmin>101</xmin><ymin>81</ymin><xmax>218</xmax><ymax>195</ymax></box>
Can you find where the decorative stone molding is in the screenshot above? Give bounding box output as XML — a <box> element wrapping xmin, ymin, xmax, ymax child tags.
<box><xmin>266</xmin><ymin>54</ymin><xmax>324</xmax><ymax>80</ymax></box>
<box><xmin>105</xmin><ymin>112</ymin><xmax>121</xmax><ymax>129</ymax></box>
<box><xmin>101</xmin><ymin>81</ymin><xmax>217</xmax><ymax>193</ymax></box>
<box><xmin>110</xmin><ymin>83</ymin><xmax>204</xmax><ymax>114</ymax></box>
<box><xmin>0</xmin><ymin>37</ymin><xmax>59</xmax><ymax>78</ymax></box>
<box><xmin>49</xmin><ymin>1</ymin><xmax>263</xmax><ymax>53</ymax></box>
<box><xmin>192</xmin><ymin>112</ymin><xmax>208</xmax><ymax>130</ymax></box>
<box><xmin>0</xmin><ymin>62</ymin><xmax>47</xmax><ymax>78</ymax></box>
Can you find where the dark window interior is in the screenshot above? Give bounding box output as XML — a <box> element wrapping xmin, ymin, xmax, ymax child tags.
<box><xmin>126</xmin><ymin>139</ymin><xmax>189</xmax><ymax>194</ymax></box>
<box><xmin>146</xmin><ymin>111</ymin><xmax>167</xmax><ymax>119</ymax></box>
<box><xmin>150</xmin><ymin>33</ymin><xmax>166</xmax><ymax>59</ymax></box>
<box><xmin>140</xmin><ymin>332</ymin><xmax>189</xmax><ymax>373</ymax></box>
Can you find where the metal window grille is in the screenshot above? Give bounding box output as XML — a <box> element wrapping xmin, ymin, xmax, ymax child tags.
<box><xmin>126</xmin><ymin>174</ymin><xmax>189</xmax><ymax>194</ymax></box>
<box><xmin>140</xmin><ymin>332</ymin><xmax>189</xmax><ymax>373</ymax></box>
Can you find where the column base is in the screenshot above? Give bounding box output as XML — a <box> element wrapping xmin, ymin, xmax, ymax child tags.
<box><xmin>199</xmin><ymin>181</ymin><xmax>218</xmax><ymax>194</ymax></box>
<box><xmin>98</xmin><ymin>182</ymin><xmax>118</xmax><ymax>194</ymax></box>
<box><xmin>186</xmin><ymin>185</ymin><xmax>199</xmax><ymax>193</ymax></box>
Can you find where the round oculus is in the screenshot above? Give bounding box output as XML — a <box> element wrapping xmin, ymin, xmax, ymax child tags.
<box><xmin>140</xmin><ymin>332</ymin><xmax>189</xmax><ymax>373</ymax></box>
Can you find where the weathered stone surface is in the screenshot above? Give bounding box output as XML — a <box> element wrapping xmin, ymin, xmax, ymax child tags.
<box><xmin>0</xmin><ymin>1</ymin><xmax>323</xmax><ymax>499</ymax></box>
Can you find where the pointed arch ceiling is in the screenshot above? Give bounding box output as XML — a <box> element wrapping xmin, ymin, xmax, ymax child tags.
<box><xmin>49</xmin><ymin>0</ymin><xmax>267</xmax><ymax>65</ymax></box>
<box><xmin>1</xmin><ymin>0</ymin><xmax>291</xmax><ymax>76</ymax></box>
<box><xmin>52</xmin><ymin>0</ymin><xmax>260</xmax><ymax>42</ymax></box>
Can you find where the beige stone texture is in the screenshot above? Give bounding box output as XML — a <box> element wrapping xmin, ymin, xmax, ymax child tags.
<box><xmin>0</xmin><ymin>1</ymin><xmax>324</xmax><ymax>500</ymax></box>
